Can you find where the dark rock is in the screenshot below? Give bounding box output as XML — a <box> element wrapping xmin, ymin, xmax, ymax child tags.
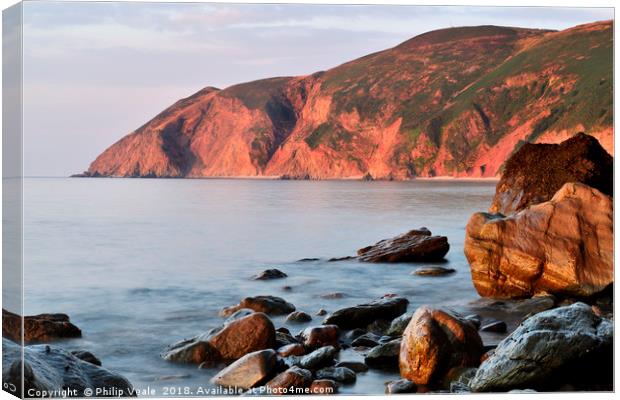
<box><xmin>464</xmin><ymin>314</ymin><xmax>482</xmax><ymax>330</ymax></box>
<box><xmin>443</xmin><ymin>366</ymin><xmax>477</xmax><ymax>391</ymax></box>
<box><xmin>319</xmin><ymin>292</ymin><xmax>346</xmax><ymax>299</ymax></box>
<box><xmin>399</xmin><ymin>306</ymin><xmax>483</xmax><ymax>385</ymax></box>
<box><xmin>351</xmin><ymin>332</ymin><xmax>381</xmax><ymax>347</ymax></box>
<box><xmin>323</xmin><ymin>296</ymin><xmax>408</xmax><ymax>329</ymax></box>
<box><xmin>265</xmin><ymin>366</ymin><xmax>312</xmax><ymax>392</ymax></box>
<box><xmin>276</xmin><ymin>332</ymin><xmax>298</xmax><ymax>348</ymax></box>
<box><xmin>296</xmin><ymin>346</ymin><xmax>338</xmax><ymax>370</ymax></box>
<box><xmin>162</xmin><ymin>313</ymin><xmax>275</xmax><ymax>363</ymax></box>
<box><xmin>480</xmin><ymin>321</ymin><xmax>507</xmax><ymax>333</ymax></box>
<box><xmin>315</xmin><ymin>367</ymin><xmax>356</xmax><ymax>384</ymax></box>
<box><xmin>357</xmin><ymin>228</ymin><xmax>449</xmax><ymax>262</ymax></box>
<box><xmin>276</xmin><ymin>327</ymin><xmax>290</xmax><ymax>334</ymax></box>
<box><xmin>211</xmin><ymin>349</ymin><xmax>277</xmax><ymax>389</ymax></box>
<box><xmin>334</xmin><ymin>361</ymin><xmax>369</xmax><ymax>373</ymax></box>
<box><xmin>385</xmin><ymin>379</ymin><xmax>416</xmax><ymax>394</ymax></box>
<box><xmin>299</xmin><ymin>325</ymin><xmax>340</xmax><ymax>349</ymax></box>
<box><xmin>285</xmin><ymin>311</ymin><xmax>312</xmax><ymax>323</ymax></box>
<box><xmin>2</xmin><ymin>309</ymin><xmax>82</xmax><ymax>344</ymax></box>
<box><xmin>342</xmin><ymin>329</ymin><xmax>367</xmax><ymax>344</ymax></box>
<box><xmin>220</xmin><ymin>296</ymin><xmax>295</xmax><ymax>316</ymax></box>
<box><xmin>253</xmin><ymin>269</ymin><xmax>288</xmax><ymax>280</ymax></box>
<box><xmin>328</xmin><ymin>256</ymin><xmax>356</xmax><ymax>262</ymax></box>
<box><xmin>310</xmin><ymin>379</ymin><xmax>338</xmax><ymax>394</ymax></box>
<box><xmin>386</xmin><ymin>312</ymin><xmax>413</xmax><ymax>337</ymax></box>
<box><xmin>470</xmin><ymin>303</ymin><xmax>612</xmax><ymax>392</ymax></box>
<box><xmin>225</xmin><ymin>308</ymin><xmax>255</xmax><ymax>323</ymax></box>
<box><xmin>70</xmin><ymin>350</ymin><xmax>102</xmax><ymax>366</ymax></box>
<box><xmin>366</xmin><ymin>319</ymin><xmax>390</xmax><ymax>335</ymax></box>
<box><xmin>316</xmin><ymin>309</ymin><xmax>327</xmax><ymax>316</ymax></box>
<box><xmin>297</xmin><ymin>258</ymin><xmax>319</xmax><ymax>262</ymax></box>
<box><xmin>2</xmin><ymin>338</ymin><xmax>132</xmax><ymax>398</ymax></box>
<box><xmin>411</xmin><ymin>267</ymin><xmax>456</xmax><ymax>276</ymax></box>
<box><xmin>490</xmin><ymin>133</ymin><xmax>613</xmax><ymax>215</ymax></box>
<box><xmin>364</xmin><ymin>339</ymin><xmax>401</xmax><ymax>369</ymax></box>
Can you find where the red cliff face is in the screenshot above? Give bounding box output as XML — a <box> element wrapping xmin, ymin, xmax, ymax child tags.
<box><xmin>86</xmin><ymin>21</ymin><xmax>613</xmax><ymax>179</ymax></box>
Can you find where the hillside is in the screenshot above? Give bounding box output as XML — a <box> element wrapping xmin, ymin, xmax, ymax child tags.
<box><xmin>84</xmin><ymin>21</ymin><xmax>613</xmax><ymax>179</ymax></box>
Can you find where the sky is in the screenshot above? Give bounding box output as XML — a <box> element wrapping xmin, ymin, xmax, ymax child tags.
<box><xmin>18</xmin><ymin>1</ymin><xmax>613</xmax><ymax>176</ymax></box>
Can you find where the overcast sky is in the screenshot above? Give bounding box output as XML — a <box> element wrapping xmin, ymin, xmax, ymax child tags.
<box><xmin>20</xmin><ymin>1</ymin><xmax>613</xmax><ymax>176</ymax></box>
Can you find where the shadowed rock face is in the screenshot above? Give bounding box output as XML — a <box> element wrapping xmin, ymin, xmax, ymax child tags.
<box><xmin>490</xmin><ymin>133</ymin><xmax>613</xmax><ymax>215</ymax></box>
<box><xmin>323</xmin><ymin>297</ymin><xmax>409</xmax><ymax>329</ymax></box>
<box><xmin>470</xmin><ymin>303</ymin><xmax>613</xmax><ymax>392</ymax></box>
<box><xmin>465</xmin><ymin>182</ymin><xmax>613</xmax><ymax>298</ymax></box>
<box><xmin>211</xmin><ymin>349</ymin><xmax>278</xmax><ymax>390</ymax></box>
<box><xmin>2</xmin><ymin>339</ymin><xmax>133</xmax><ymax>398</ymax></box>
<box><xmin>399</xmin><ymin>306</ymin><xmax>483</xmax><ymax>385</ymax></box>
<box><xmin>358</xmin><ymin>228</ymin><xmax>449</xmax><ymax>262</ymax></box>
<box><xmin>2</xmin><ymin>309</ymin><xmax>82</xmax><ymax>344</ymax></box>
<box><xmin>84</xmin><ymin>21</ymin><xmax>612</xmax><ymax>179</ymax></box>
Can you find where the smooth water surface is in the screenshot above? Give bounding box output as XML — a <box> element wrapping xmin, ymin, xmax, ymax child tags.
<box><xmin>22</xmin><ymin>178</ymin><xmax>496</xmax><ymax>395</ymax></box>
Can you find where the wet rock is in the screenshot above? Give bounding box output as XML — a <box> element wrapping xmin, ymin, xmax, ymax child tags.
<box><xmin>2</xmin><ymin>309</ymin><xmax>82</xmax><ymax>344</ymax></box>
<box><xmin>265</xmin><ymin>366</ymin><xmax>312</xmax><ymax>392</ymax></box>
<box><xmin>464</xmin><ymin>315</ymin><xmax>481</xmax><ymax>330</ymax></box>
<box><xmin>162</xmin><ymin>313</ymin><xmax>275</xmax><ymax>363</ymax></box>
<box><xmin>470</xmin><ymin>303</ymin><xmax>613</xmax><ymax>392</ymax></box>
<box><xmin>364</xmin><ymin>339</ymin><xmax>401</xmax><ymax>369</ymax></box>
<box><xmin>328</xmin><ymin>256</ymin><xmax>356</xmax><ymax>262</ymax></box>
<box><xmin>298</xmin><ymin>258</ymin><xmax>319</xmax><ymax>262</ymax></box>
<box><xmin>351</xmin><ymin>332</ymin><xmax>381</xmax><ymax>347</ymax></box>
<box><xmin>366</xmin><ymin>319</ymin><xmax>390</xmax><ymax>335</ymax></box>
<box><xmin>315</xmin><ymin>367</ymin><xmax>356</xmax><ymax>384</ymax></box>
<box><xmin>297</xmin><ymin>346</ymin><xmax>338</xmax><ymax>370</ymax></box>
<box><xmin>277</xmin><ymin>343</ymin><xmax>306</xmax><ymax>357</ymax></box>
<box><xmin>357</xmin><ymin>228</ymin><xmax>449</xmax><ymax>262</ymax></box>
<box><xmin>386</xmin><ymin>312</ymin><xmax>413</xmax><ymax>337</ymax></box>
<box><xmin>276</xmin><ymin>327</ymin><xmax>290</xmax><ymax>334</ymax></box>
<box><xmin>310</xmin><ymin>379</ymin><xmax>338</xmax><ymax>394</ymax></box>
<box><xmin>316</xmin><ymin>309</ymin><xmax>327</xmax><ymax>316</ymax></box>
<box><xmin>399</xmin><ymin>306</ymin><xmax>483</xmax><ymax>385</ymax></box>
<box><xmin>323</xmin><ymin>296</ymin><xmax>408</xmax><ymax>329</ymax></box>
<box><xmin>285</xmin><ymin>311</ymin><xmax>312</xmax><ymax>323</ymax></box>
<box><xmin>465</xmin><ymin>183</ymin><xmax>613</xmax><ymax>298</ymax></box>
<box><xmin>342</xmin><ymin>329</ymin><xmax>367</xmax><ymax>344</ymax></box>
<box><xmin>299</xmin><ymin>325</ymin><xmax>340</xmax><ymax>348</ymax></box>
<box><xmin>490</xmin><ymin>133</ymin><xmax>613</xmax><ymax>215</ymax></box>
<box><xmin>212</xmin><ymin>349</ymin><xmax>278</xmax><ymax>390</ymax></box>
<box><xmin>70</xmin><ymin>350</ymin><xmax>102</xmax><ymax>366</ymax></box>
<box><xmin>444</xmin><ymin>366</ymin><xmax>477</xmax><ymax>391</ymax></box>
<box><xmin>253</xmin><ymin>269</ymin><xmax>288</xmax><ymax>280</ymax></box>
<box><xmin>221</xmin><ymin>296</ymin><xmax>296</xmax><ymax>316</ymax></box>
<box><xmin>276</xmin><ymin>332</ymin><xmax>298</xmax><ymax>348</ymax></box>
<box><xmin>480</xmin><ymin>321</ymin><xmax>507</xmax><ymax>333</ymax></box>
<box><xmin>2</xmin><ymin>338</ymin><xmax>133</xmax><ymax>398</ymax></box>
<box><xmin>335</xmin><ymin>361</ymin><xmax>369</xmax><ymax>373</ymax></box>
<box><xmin>411</xmin><ymin>267</ymin><xmax>456</xmax><ymax>276</ymax></box>
<box><xmin>385</xmin><ymin>379</ymin><xmax>416</xmax><ymax>394</ymax></box>
<box><xmin>225</xmin><ymin>308</ymin><xmax>255</xmax><ymax>323</ymax></box>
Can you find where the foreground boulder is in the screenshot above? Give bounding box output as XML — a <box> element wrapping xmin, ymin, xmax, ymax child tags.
<box><xmin>300</xmin><ymin>325</ymin><xmax>340</xmax><ymax>348</ymax></box>
<box><xmin>2</xmin><ymin>309</ymin><xmax>82</xmax><ymax>344</ymax></box>
<box><xmin>323</xmin><ymin>297</ymin><xmax>408</xmax><ymax>329</ymax></box>
<box><xmin>211</xmin><ymin>349</ymin><xmax>277</xmax><ymax>390</ymax></box>
<box><xmin>399</xmin><ymin>306</ymin><xmax>483</xmax><ymax>385</ymax></box>
<box><xmin>357</xmin><ymin>228</ymin><xmax>449</xmax><ymax>262</ymax></box>
<box><xmin>465</xmin><ymin>182</ymin><xmax>613</xmax><ymax>298</ymax></box>
<box><xmin>220</xmin><ymin>296</ymin><xmax>295</xmax><ymax>317</ymax></box>
<box><xmin>162</xmin><ymin>312</ymin><xmax>275</xmax><ymax>364</ymax></box>
<box><xmin>266</xmin><ymin>366</ymin><xmax>312</xmax><ymax>392</ymax></box>
<box><xmin>2</xmin><ymin>338</ymin><xmax>133</xmax><ymax>397</ymax></box>
<box><xmin>470</xmin><ymin>303</ymin><xmax>612</xmax><ymax>392</ymax></box>
<box><xmin>490</xmin><ymin>133</ymin><xmax>613</xmax><ymax>215</ymax></box>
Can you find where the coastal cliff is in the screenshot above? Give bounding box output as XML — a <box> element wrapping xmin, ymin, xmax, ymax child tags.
<box><xmin>83</xmin><ymin>21</ymin><xmax>612</xmax><ymax>179</ymax></box>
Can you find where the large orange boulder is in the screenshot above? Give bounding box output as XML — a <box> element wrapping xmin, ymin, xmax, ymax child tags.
<box><xmin>465</xmin><ymin>182</ymin><xmax>613</xmax><ymax>298</ymax></box>
<box><xmin>490</xmin><ymin>133</ymin><xmax>612</xmax><ymax>215</ymax></box>
<box><xmin>399</xmin><ymin>306</ymin><xmax>483</xmax><ymax>385</ymax></box>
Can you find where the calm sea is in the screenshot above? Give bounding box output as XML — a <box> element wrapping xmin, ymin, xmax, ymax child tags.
<box><xmin>20</xmin><ymin>178</ymin><xmax>496</xmax><ymax>395</ymax></box>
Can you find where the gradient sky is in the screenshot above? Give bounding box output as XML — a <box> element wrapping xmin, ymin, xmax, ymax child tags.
<box><xmin>20</xmin><ymin>1</ymin><xmax>613</xmax><ymax>176</ymax></box>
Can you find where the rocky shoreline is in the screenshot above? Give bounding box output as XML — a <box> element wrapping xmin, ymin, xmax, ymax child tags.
<box><xmin>4</xmin><ymin>133</ymin><xmax>613</xmax><ymax>395</ymax></box>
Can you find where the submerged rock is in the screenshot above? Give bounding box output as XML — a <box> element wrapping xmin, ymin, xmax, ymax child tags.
<box><xmin>399</xmin><ymin>306</ymin><xmax>483</xmax><ymax>385</ymax></box>
<box><xmin>490</xmin><ymin>133</ymin><xmax>613</xmax><ymax>215</ymax></box>
<box><xmin>211</xmin><ymin>349</ymin><xmax>278</xmax><ymax>390</ymax></box>
<box><xmin>411</xmin><ymin>267</ymin><xmax>455</xmax><ymax>276</ymax></box>
<box><xmin>285</xmin><ymin>311</ymin><xmax>312</xmax><ymax>323</ymax></box>
<box><xmin>470</xmin><ymin>303</ymin><xmax>613</xmax><ymax>392</ymax></box>
<box><xmin>2</xmin><ymin>338</ymin><xmax>133</xmax><ymax>398</ymax></box>
<box><xmin>253</xmin><ymin>269</ymin><xmax>288</xmax><ymax>280</ymax></box>
<box><xmin>2</xmin><ymin>309</ymin><xmax>82</xmax><ymax>344</ymax></box>
<box><xmin>315</xmin><ymin>367</ymin><xmax>356</xmax><ymax>384</ymax></box>
<box><xmin>334</xmin><ymin>361</ymin><xmax>369</xmax><ymax>373</ymax></box>
<box><xmin>70</xmin><ymin>350</ymin><xmax>102</xmax><ymax>366</ymax></box>
<box><xmin>357</xmin><ymin>228</ymin><xmax>449</xmax><ymax>262</ymax></box>
<box><xmin>465</xmin><ymin>182</ymin><xmax>613</xmax><ymax>298</ymax></box>
<box><xmin>323</xmin><ymin>296</ymin><xmax>408</xmax><ymax>329</ymax></box>
<box><xmin>162</xmin><ymin>312</ymin><xmax>275</xmax><ymax>364</ymax></box>
<box><xmin>220</xmin><ymin>296</ymin><xmax>296</xmax><ymax>316</ymax></box>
